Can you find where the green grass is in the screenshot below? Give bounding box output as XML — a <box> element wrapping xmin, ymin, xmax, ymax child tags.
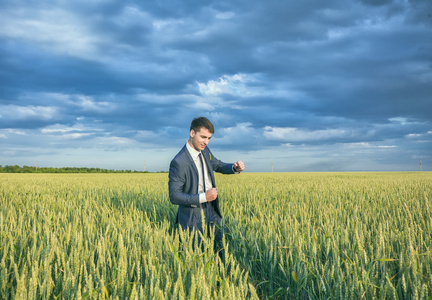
<box><xmin>1</xmin><ymin>172</ymin><xmax>431</xmax><ymax>299</ymax></box>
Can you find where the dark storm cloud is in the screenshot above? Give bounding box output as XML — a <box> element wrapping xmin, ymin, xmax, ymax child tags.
<box><xmin>0</xmin><ymin>0</ymin><xmax>431</xmax><ymax>171</ymax></box>
<box><xmin>0</xmin><ymin>41</ymin><xmax>121</xmax><ymax>97</ymax></box>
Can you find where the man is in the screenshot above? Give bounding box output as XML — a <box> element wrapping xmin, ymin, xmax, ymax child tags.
<box><xmin>168</xmin><ymin>117</ymin><xmax>245</xmax><ymax>255</ymax></box>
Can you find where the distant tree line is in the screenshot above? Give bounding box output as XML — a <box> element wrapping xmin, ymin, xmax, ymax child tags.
<box><xmin>0</xmin><ymin>165</ymin><xmax>167</xmax><ymax>173</ymax></box>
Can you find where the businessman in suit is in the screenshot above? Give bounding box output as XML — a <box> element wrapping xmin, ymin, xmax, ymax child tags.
<box><xmin>168</xmin><ymin>117</ymin><xmax>245</xmax><ymax>255</ymax></box>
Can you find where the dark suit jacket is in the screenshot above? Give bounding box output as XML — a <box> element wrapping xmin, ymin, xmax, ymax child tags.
<box><xmin>168</xmin><ymin>145</ymin><xmax>234</xmax><ymax>229</ymax></box>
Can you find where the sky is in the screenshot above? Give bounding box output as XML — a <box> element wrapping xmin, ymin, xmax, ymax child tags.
<box><xmin>1</xmin><ymin>0</ymin><xmax>431</xmax><ymax>172</ymax></box>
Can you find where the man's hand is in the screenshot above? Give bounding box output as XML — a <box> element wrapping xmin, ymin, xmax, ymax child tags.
<box><xmin>233</xmin><ymin>161</ymin><xmax>245</xmax><ymax>173</ymax></box>
<box><xmin>206</xmin><ymin>188</ymin><xmax>218</xmax><ymax>202</ymax></box>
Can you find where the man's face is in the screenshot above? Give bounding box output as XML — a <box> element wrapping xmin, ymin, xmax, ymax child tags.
<box><xmin>189</xmin><ymin>127</ymin><xmax>212</xmax><ymax>151</ymax></box>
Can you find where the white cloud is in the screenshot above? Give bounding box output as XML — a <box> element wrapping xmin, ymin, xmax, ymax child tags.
<box><xmin>197</xmin><ymin>74</ymin><xmax>254</xmax><ymax>96</ymax></box>
<box><xmin>182</xmin><ymin>94</ymin><xmax>242</xmax><ymax>112</ymax></box>
<box><xmin>214</xmin><ymin>10</ymin><xmax>235</xmax><ymax>20</ymax></box>
<box><xmin>96</xmin><ymin>136</ymin><xmax>137</xmax><ymax>147</ymax></box>
<box><xmin>40</xmin><ymin>127</ymin><xmax>92</xmax><ymax>139</ymax></box>
<box><xmin>221</xmin><ymin>122</ymin><xmax>254</xmax><ymax>135</ymax></box>
<box><xmin>42</xmin><ymin>128</ymin><xmax>82</xmax><ymax>134</ymax></box>
<box><xmin>8</xmin><ymin>130</ymin><xmax>26</xmax><ymax>135</ymax></box>
<box><xmin>23</xmin><ymin>93</ymin><xmax>115</xmax><ymax>113</ymax></box>
<box><xmin>135</xmin><ymin>130</ymin><xmax>160</xmax><ymax>140</ymax></box>
<box><xmin>213</xmin><ymin>122</ymin><xmax>252</xmax><ymax>137</ymax></box>
<box><xmin>0</xmin><ymin>105</ymin><xmax>57</xmax><ymax>120</ymax></box>
<box><xmin>343</xmin><ymin>142</ymin><xmax>397</xmax><ymax>149</ymax></box>
<box><xmin>0</xmin><ymin>129</ymin><xmax>27</xmax><ymax>136</ymax></box>
<box><xmin>263</xmin><ymin>126</ymin><xmax>351</xmax><ymax>142</ymax></box>
<box><xmin>346</xmin><ymin>142</ymin><xmax>371</xmax><ymax>147</ymax></box>
<box><xmin>74</xmin><ymin>96</ymin><xmax>116</xmax><ymax>113</ymax></box>
<box><xmin>61</xmin><ymin>133</ymin><xmax>92</xmax><ymax>139</ymax></box>
<box><xmin>41</xmin><ymin>124</ymin><xmax>104</xmax><ymax>134</ymax></box>
<box><xmin>0</xmin><ymin>8</ymin><xmax>101</xmax><ymax>60</ymax></box>
<box><xmin>212</xmin><ymin>122</ymin><xmax>261</xmax><ymax>146</ymax></box>
<box><xmin>376</xmin><ymin>145</ymin><xmax>397</xmax><ymax>149</ymax></box>
<box><xmin>388</xmin><ymin>117</ymin><xmax>421</xmax><ymax>125</ymax></box>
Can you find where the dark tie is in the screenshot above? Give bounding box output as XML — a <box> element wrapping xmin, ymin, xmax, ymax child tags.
<box><xmin>198</xmin><ymin>153</ymin><xmax>206</xmax><ymax>192</ymax></box>
<box><xmin>199</xmin><ymin>153</ymin><xmax>213</xmax><ymax>222</ymax></box>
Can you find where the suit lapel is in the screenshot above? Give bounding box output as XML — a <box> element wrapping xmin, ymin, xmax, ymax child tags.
<box><xmin>181</xmin><ymin>146</ymin><xmax>199</xmax><ymax>183</ymax></box>
<box><xmin>202</xmin><ymin>149</ymin><xmax>215</xmax><ymax>185</ymax></box>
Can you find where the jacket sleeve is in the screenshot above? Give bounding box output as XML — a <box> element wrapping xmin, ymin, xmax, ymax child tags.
<box><xmin>208</xmin><ymin>149</ymin><xmax>235</xmax><ymax>174</ymax></box>
<box><xmin>168</xmin><ymin>159</ymin><xmax>200</xmax><ymax>207</ymax></box>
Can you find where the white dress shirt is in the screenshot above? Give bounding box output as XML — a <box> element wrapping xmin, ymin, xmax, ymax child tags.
<box><xmin>186</xmin><ymin>142</ymin><xmax>213</xmax><ymax>203</ymax></box>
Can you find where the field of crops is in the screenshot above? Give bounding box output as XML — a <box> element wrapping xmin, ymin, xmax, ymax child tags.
<box><xmin>1</xmin><ymin>172</ymin><xmax>431</xmax><ymax>299</ymax></box>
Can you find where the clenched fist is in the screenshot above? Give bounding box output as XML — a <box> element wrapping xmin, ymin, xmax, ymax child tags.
<box><xmin>233</xmin><ymin>161</ymin><xmax>245</xmax><ymax>173</ymax></box>
<box><xmin>205</xmin><ymin>188</ymin><xmax>218</xmax><ymax>202</ymax></box>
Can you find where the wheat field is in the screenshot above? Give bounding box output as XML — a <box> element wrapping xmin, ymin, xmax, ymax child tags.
<box><xmin>1</xmin><ymin>172</ymin><xmax>431</xmax><ymax>299</ymax></box>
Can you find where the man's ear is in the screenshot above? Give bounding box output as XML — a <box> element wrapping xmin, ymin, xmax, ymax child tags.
<box><xmin>190</xmin><ymin>129</ymin><xmax>195</xmax><ymax>138</ymax></box>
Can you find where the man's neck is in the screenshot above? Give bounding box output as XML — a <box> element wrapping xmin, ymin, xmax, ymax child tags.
<box><xmin>186</xmin><ymin>141</ymin><xmax>200</xmax><ymax>156</ymax></box>
<box><xmin>187</xmin><ymin>139</ymin><xmax>193</xmax><ymax>148</ymax></box>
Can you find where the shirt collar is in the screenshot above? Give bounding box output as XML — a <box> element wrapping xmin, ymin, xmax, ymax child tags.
<box><xmin>186</xmin><ymin>141</ymin><xmax>201</xmax><ymax>158</ymax></box>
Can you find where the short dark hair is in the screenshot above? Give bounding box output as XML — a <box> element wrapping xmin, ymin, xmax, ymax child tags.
<box><xmin>190</xmin><ymin>117</ymin><xmax>214</xmax><ymax>134</ymax></box>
